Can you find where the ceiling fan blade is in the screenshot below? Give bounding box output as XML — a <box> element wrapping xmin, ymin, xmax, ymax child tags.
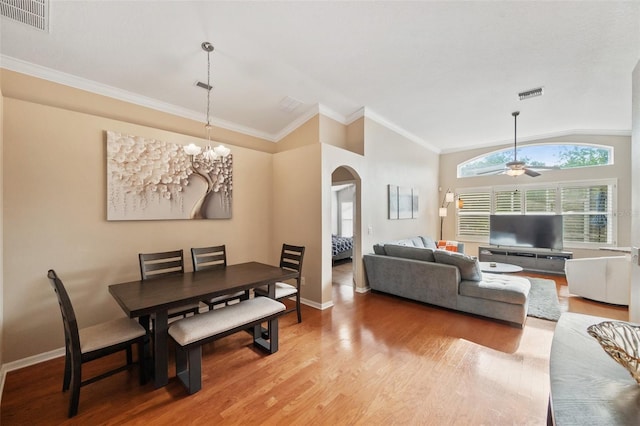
<box><xmin>469</xmin><ymin>165</ymin><xmax>507</xmax><ymax>175</ymax></box>
<box><xmin>524</xmin><ymin>168</ymin><xmax>541</xmax><ymax>177</ymax></box>
<box><xmin>527</xmin><ymin>165</ymin><xmax>560</xmax><ymax>170</ymax></box>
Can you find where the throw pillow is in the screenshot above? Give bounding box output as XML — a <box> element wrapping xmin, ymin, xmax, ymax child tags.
<box><xmin>433</xmin><ymin>250</ymin><xmax>482</xmax><ymax>281</ymax></box>
<box><xmin>421</xmin><ymin>236</ymin><xmax>438</xmax><ymax>249</ymax></box>
<box><xmin>384</xmin><ymin>244</ymin><xmax>435</xmax><ymax>262</ymax></box>
<box><xmin>437</xmin><ymin>240</ymin><xmax>459</xmax><ymax>252</ymax></box>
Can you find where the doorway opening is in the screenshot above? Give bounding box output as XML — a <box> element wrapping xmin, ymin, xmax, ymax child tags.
<box><xmin>331</xmin><ymin>166</ymin><xmax>358</xmax><ymax>296</ymax></box>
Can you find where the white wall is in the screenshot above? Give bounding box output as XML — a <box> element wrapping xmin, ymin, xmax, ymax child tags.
<box><xmin>630</xmin><ymin>60</ymin><xmax>640</xmax><ymax>322</ymax></box>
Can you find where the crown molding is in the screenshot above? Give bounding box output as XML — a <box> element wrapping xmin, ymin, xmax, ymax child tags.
<box><xmin>2</xmin><ymin>55</ymin><xmax>441</xmax><ymax>150</ymax></box>
<box><xmin>0</xmin><ymin>55</ymin><xmax>278</xmax><ymax>142</ymax></box>
<box><xmin>362</xmin><ymin>107</ymin><xmax>440</xmax><ymax>153</ymax></box>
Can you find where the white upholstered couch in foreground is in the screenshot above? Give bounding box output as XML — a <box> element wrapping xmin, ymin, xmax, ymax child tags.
<box><xmin>564</xmin><ymin>255</ymin><xmax>630</xmax><ymax>305</ymax></box>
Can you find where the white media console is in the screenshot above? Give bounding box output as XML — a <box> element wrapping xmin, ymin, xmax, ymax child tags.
<box><xmin>478</xmin><ymin>246</ymin><xmax>573</xmax><ymax>275</ymax></box>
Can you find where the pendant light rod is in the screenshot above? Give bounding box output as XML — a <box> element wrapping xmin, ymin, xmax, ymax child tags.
<box><xmin>512</xmin><ymin>111</ymin><xmax>519</xmax><ymax>162</ymax></box>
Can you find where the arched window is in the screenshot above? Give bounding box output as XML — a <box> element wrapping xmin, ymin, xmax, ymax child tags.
<box><xmin>458</xmin><ymin>144</ymin><xmax>613</xmax><ymax>178</ymax></box>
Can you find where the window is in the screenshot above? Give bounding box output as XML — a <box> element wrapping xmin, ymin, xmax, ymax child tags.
<box><xmin>341</xmin><ymin>202</ymin><xmax>353</xmax><ymax>238</ymax></box>
<box><xmin>455</xmin><ymin>180</ymin><xmax>615</xmax><ymax>247</ymax></box>
<box><xmin>458</xmin><ymin>144</ymin><xmax>613</xmax><ymax>178</ymax></box>
<box><xmin>457</xmin><ymin>191</ymin><xmax>491</xmax><ymax>239</ymax></box>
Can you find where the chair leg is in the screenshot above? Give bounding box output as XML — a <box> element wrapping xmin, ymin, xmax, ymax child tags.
<box><xmin>137</xmin><ymin>340</ymin><xmax>147</xmax><ymax>385</ymax></box>
<box><xmin>68</xmin><ymin>359</ymin><xmax>81</xmax><ymax>418</ymax></box>
<box><xmin>296</xmin><ymin>292</ymin><xmax>302</xmax><ymax>323</ymax></box>
<box><xmin>62</xmin><ymin>344</ymin><xmax>71</xmax><ymax>392</ymax></box>
<box><xmin>126</xmin><ymin>346</ymin><xmax>133</xmax><ymax>365</ymax></box>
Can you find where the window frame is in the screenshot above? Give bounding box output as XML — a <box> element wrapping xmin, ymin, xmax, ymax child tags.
<box><xmin>457</xmin><ymin>143</ymin><xmax>614</xmax><ymax>178</ymax></box>
<box><xmin>454</xmin><ymin>178</ymin><xmax>617</xmax><ymax>249</ymax></box>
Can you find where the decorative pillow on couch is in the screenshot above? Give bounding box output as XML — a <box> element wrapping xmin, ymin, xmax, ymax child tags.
<box><xmin>433</xmin><ymin>250</ymin><xmax>482</xmax><ymax>281</ymax></box>
<box><xmin>384</xmin><ymin>244</ymin><xmax>435</xmax><ymax>262</ymax></box>
<box><xmin>436</xmin><ymin>240</ymin><xmax>459</xmax><ymax>252</ymax></box>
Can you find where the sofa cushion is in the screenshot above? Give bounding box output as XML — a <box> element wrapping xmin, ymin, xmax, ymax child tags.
<box><xmin>383</xmin><ymin>244</ymin><xmax>435</xmax><ymax>262</ymax></box>
<box><xmin>459</xmin><ymin>273</ymin><xmax>530</xmax><ymax>305</ymax></box>
<box><xmin>373</xmin><ymin>244</ymin><xmax>386</xmax><ymax>255</ymax></box>
<box><xmin>433</xmin><ymin>250</ymin><xmax>482</xmax><ymax>281</ymax></box>
<box><xmin>420</xmin><ymin>236</ymin><xmax>438</xmax><ymax>249</ymax></box>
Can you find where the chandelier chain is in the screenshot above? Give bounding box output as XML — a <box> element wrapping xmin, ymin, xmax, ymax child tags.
<box><xmin>205</xmin><ymin>46</ymin><xmax>212</xmax><ymax>142</ymax></box>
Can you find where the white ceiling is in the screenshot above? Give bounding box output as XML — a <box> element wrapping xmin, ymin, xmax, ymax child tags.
<box><xmin>1</xmin><ymin>1</ymin><xmax>639</xmax><ymax>153</ymax></box>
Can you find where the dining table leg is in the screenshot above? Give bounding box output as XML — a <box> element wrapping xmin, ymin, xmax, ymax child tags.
<box><xmin>153</xmin><ymin>310</ymin><xmax>169</xmax><ymax>388</ymax></box>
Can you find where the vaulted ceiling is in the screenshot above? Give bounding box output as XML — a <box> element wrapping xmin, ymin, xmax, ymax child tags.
<box><xmin>2</xmin><ymin>1</ymin><xmax>639</xmax><ymax>152</ymax></box>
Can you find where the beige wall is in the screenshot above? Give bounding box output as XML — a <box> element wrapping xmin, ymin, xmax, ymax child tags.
<box><xmin>439</xmin><ymin>134</ymin><xmax>632</xmax><ymax>259</ymax></box>
<box><xmin>319</xmin><ymin>115</ymin><xmax>347</xmax><ymax>150</ymax></box>
<box><xmin>276</xmin><ymin>115</ymin><xmax>319</xmax><ymax>152</ymax></box>
<box><xmin>346</xmin><ymin>117</ymin><xmax>365</xmax><ymax>155</ymax></box>
<box><xmin>272</xmin><ymin>144</ymin><xmax>323</xmax><ymax>303</ymax></box>
<box><xmin>1</xmin><ymin>70</ymin><xmax>275</xmax><ymax>154</ymax></box>
<box><xmin>2</xmin><ymin>98</ymin><xmax>275</xmax><ymax>362</ymax></box>
<box><xmin>0</xmin><ymin>70</ymin><xmax>445</xmax><ymax>365</ymax></box>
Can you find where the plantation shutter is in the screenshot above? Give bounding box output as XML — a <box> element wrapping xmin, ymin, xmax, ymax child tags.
<box><xmin>525</xmin><ymin>188</ymin><xmax>556</xmax><ymax>214</ymax></box>
<box><xmin>561</xmin><ymin>185</ymin><xmax>610</xmax><ymax>244</ymax></box>
<box><xmin>457</xmin><ymin>191</ymin><xmax>491</xmax><ymax>237</ymax></box>
<box><xmin>494</xmin><ymin>190</ymin><xmax>522</xmax><ymax>214</ymax></box>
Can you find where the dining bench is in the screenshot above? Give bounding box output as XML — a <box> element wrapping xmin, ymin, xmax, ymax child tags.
<box><xmin>168</xmin><ymin>296</ymin><xmax>286</xmax><ymax>394</ymax></box>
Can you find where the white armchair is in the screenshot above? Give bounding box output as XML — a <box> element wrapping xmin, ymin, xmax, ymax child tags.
<box><xmin>564</xmin><ymin>255</ymin><xmax>630</xmax><ymax>306</ymax></box>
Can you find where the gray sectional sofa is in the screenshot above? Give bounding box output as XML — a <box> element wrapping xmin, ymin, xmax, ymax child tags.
<box><xmin>363</xmin><ymin>236</ymin><xmax>531</xmax><ymax>326</ymax></box>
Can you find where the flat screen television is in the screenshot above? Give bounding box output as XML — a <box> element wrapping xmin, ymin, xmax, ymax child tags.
<box><xmin>489</xmin><ymin>215</ymin><xmax>563</xmax><ymax>251</ymax></box>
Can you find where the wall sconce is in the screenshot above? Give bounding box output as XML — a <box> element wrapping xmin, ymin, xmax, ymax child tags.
<box><xmin>439</xmin><ymin>189</ymin><xmax>462</xmax><ymax>239</ymax></box>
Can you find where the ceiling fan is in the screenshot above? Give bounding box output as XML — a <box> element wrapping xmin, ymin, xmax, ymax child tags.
<box><xmin>476</xmin><ymin>111</ymin><xmax>556</xmax><ymax>177</ymax></box>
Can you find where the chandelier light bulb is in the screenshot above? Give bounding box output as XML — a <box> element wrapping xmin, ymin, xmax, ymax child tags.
<box><xmin>183</xmin><ymin>143</ymin><xmax>202</xmax><ymax>156</ymax></box>
<box><xmin>213</xmin><ymin>145</ymin><xmax>231</xmax><ymax>157</ymax></box>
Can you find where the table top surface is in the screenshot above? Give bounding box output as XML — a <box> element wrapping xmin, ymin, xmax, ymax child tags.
<box><xmin>109</xmin><ymin>261</ymin><xmax>298</xmax><ymax>317</ymax></box>
<box><xmin>478</xmin><ymin>261</ymin><xmax>524</xmax><ymax>273</ymax></box>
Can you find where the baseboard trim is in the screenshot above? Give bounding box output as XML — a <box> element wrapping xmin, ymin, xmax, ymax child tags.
<box><xmin>355</xmin><ymin>286</ymin><xmax>371</xmax><ymax>294</ymax></box>
<box><xmin>0</xmin><ymin>347</ymin><xmax>65</xmax><ymax>403</ymax></box>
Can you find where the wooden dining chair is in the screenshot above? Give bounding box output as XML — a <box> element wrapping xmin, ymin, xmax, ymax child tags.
<box><xmin>47</xmin><ymin>269</ymin><xmax>147</xmax><ymax>418</ymax></box>
<box><xmin>139</xmin><ymin>250</ymin><xmax>200</xmax><ymax>318</ymax></box>
<box><xmin>254</xmin><ymin>244</ymin><xmax>305</xmax><ymax>323</ymax></box>
<box><xmin>191</xmin><ymin>245</ymin><xmax>247</xmax><ymax>309</ymax></box>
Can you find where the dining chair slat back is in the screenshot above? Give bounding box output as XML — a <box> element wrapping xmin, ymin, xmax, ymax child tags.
<box><xmin>191</xmin><ymin>245</ymin><xmax>247</xmax><ymax>309</ymax></box>
<box><xmin>138</xmin><ymin>250</ymin><xmax>185</xmax><ymax>280</ymax></box>
<box><xmin>255</xmin><ymin>243</ymin><xmax>306</xmax><ymax>323</ymax></box>
<box><xmin>47</xmin><ymin>269</ymin><xmax>146</xmax><ymax>418</ymax></box>
<box><xmin>139</xmin><ymin>250</ymin><xmax>199</xmax><ymax>318</ymax></box>
<box><xmin>191</xmin><ymin>245</ymin><xmax>227</xmax><ymax>271</ymax></box>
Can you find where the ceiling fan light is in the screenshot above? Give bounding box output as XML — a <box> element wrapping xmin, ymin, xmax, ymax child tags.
<box><xmin>506</xmin><ymin>168</ymin><xmax>525</xmax><ymax>177</ymax></box>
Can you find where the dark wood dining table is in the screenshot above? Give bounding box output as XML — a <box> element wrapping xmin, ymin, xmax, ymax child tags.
<box><xmin>108</xmin><ymin>261</ymin><xmax>299</xmax><ymax>388</ymax></box>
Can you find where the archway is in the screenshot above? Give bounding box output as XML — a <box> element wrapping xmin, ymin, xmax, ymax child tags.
<box><xmin>331</xmin><ymin>166</ymin><xmax>361</xmax><ymax>296</ymax></box>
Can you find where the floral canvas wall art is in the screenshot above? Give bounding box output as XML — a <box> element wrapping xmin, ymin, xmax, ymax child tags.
<box><xmin>106</xmin><ymin>131</ymin><xmax>232</xmax><ymax>220</ymax></box>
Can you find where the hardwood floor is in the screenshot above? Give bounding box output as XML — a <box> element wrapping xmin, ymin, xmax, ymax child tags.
<box><xmin>1</xmin><ymin>265</ymin><xmax>628</xmax><ymax>425</ymax></box>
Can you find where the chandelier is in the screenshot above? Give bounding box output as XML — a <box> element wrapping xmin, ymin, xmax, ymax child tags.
<box><xmin>183</xmin><ymin>41</ymin><xmax>231</xmax><ymax>167</ymax></box>
<box><xmin>182</xmin><ymin>41</ymin><xmax>233</xmax><ymax>219</ymax></box>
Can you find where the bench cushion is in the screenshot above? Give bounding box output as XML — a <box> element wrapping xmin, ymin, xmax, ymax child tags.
<box><xmin>168</xmin><ymin>297</ymin><xmax>286</xmax><ymax>346</ymax></box>
<box><xmin>459</xmin><ymin>273</ymin><xmax>531</xmax><ymax>305</ymax></box>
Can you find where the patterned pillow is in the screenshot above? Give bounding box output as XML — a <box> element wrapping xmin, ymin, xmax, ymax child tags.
<box><xmin>437</xmin><ymin>240</ymin><xmax>459</xmax><ymax>252</ymax></box>
<box><xmin>433</xmin><ymin>250</ymin><xmax>482</xmax><ymax>281</ymax></box>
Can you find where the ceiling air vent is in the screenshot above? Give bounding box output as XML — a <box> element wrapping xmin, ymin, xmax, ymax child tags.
<box><xmin>1</xmin><ymin>0</ymin><xmax>49</xmax><ymax>32</ymax></box>
<box><xmin>518</xmin><ymin>87</ymin><xmax>544</xmax><ymax>100</ymax></box>
<box><xmin>278</xmin><ymin>96</ymin><xmax>303</xmax><ymax>113</ymax></box>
